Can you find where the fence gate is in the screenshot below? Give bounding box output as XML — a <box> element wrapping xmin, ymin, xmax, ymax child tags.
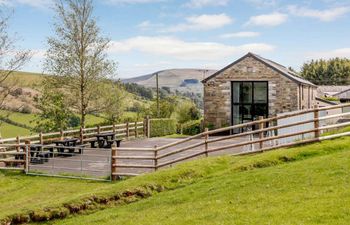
<box><xmin>27</xmin><ymin>146</ymin><xmax>112</xmax><ymax>181</ymax></box>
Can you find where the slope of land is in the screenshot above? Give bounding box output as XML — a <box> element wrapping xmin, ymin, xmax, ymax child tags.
<box><xmin>1</xmin><ymin>136</ymin><xmax>350</xmax><ymax>224</ymax></box>
<box><xmin>122</xmin><ymin>69</ymin><xmax>217</xmax><ymax>94</ymax></box>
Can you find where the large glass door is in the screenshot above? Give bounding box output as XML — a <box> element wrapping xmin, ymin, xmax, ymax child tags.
<box><xmin>231</xmin><ymin>81</ymin><xmax>268</xmax><ymax>130</ymax></box>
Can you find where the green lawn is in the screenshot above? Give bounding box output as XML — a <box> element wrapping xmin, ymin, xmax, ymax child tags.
<box><xmin>0</xmin><ymin>110</ymin><xmax>36</xmax><ymax>128</ymax></box>
<box><xmin>0</xmin><ymin>110</ymin><xmax>107</xmax><ymax>138</ymax></box>
<box><xmin>54</xmin><ymin>149</ymin><xmax>350</xmax><ymax>225</ymax></box>
<box><xmin>0</xmin><ymin>121</ymin><xmax>31</xmax><ymax>138</ymax></box>
<box><xmin>1</xmin><ymin>136</ymin><xmax>350</xmax><ymax>224</ymax></box>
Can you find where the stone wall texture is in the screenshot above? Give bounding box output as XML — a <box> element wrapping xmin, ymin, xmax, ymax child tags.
<box><xmin>203</xmin><ymin>56</ymin><xmax>317</xmax><ymax>128</ymax></box>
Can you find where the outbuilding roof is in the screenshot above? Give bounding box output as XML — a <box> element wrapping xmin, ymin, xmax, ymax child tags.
<box><xmin>202</xmin><ymin>52</ymin><xmax>316</xmax><ymax>87</ymax></box>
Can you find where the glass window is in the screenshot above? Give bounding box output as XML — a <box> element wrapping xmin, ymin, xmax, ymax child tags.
<box><xmin>241</xmin><ymin>82</ymin><xmax>252</xmax><ymax>103</ymax></box>
<box><xmin>232</xmin><ymin>82</ymin><xmax>240</xmax><ymax>103</ymax></box>
<box><xmin>254</xmin><ymin>82</ymin><xmax>268</xmax><ymax>103</ymax></box>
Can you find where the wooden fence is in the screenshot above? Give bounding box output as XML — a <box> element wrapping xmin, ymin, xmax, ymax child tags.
<box><xmin>111</xmin><ymin>103</ymin><xmax>350</xmax><ymax>180</ymax></box>
<box><xmin>0</xmin><ymin>120</ymin><xmax>146</xmax><ymax>172</ymax></box>
<box><xmin>0</xmin><ymin>121</ymin><xmax>146</xmax><ymax>145</ymax></box>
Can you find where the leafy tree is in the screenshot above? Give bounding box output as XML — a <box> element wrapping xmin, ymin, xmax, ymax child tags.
<box><xmin>301</xmin><ymin>58</ymin><xmax>350</xmax><ymax>85</ymax></box>
<box><xmin>34</xmin><ymin>85</ymin><xmax>76</xmax><ymax>132</ymax></box>
<box><xmin>123</xmin><ymin>83</ymin><xmax>153</xmax><ymax>100</ymax></box>
<box><xmin>44</xmin><ymin>0</ymin><xmax>116</xmax><ymax>128</ymax></box>
<box><xmin>98</xmin><ymin>81</ymin><xmax>127</xmax><ymax>124</ymax></box>
<box><xmin>176</xmin><ymin>101</ymin><xmax>201</xmax><ymax>124</ymax></box>
<box><xmin>149</xmin><ymin>97</ymin><xmax>176</xmax><ymax>118</ymax></box>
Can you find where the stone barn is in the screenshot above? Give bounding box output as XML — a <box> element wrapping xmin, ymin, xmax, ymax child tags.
<box><xmin>202</xmin><ymin>52</ymin><xmax>317</xmax><ymax>129</ymax></box>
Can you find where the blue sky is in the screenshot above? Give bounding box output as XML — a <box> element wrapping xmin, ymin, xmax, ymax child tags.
<box><xmin>1</xmin><ymin>0</ymin><xmax>350</xmax><ymax>78</ymax></box>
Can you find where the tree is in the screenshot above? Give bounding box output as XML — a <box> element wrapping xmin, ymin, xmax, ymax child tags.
<box><xmin>34</xmin><ymin>84</ymin><xmax>77</xmax><ymax>132</ymax></box>
<box><xmin>176</xmin><ymin>100</ymin><xmax>201</xmax><ymax>124</ymax></box>
<box><xmin>301</xmin><ymin>58</ymin><xmax>350</xmax><ymax>85</ymax></box>
<box><xmin>149</xmin><ymin>97</ymin><xmax>176</xmax><ymax>118</ymax></box>
<box><xmin>98</xmin><ymin>81</ymin><xmax>127</xmax><ymax>124</ymax></box>
<box><xmin>0</xmin><ymin>9</ymin><xmax>31</xmax><ymax>108</ymax></box>
<box><xmin>44</xmin><ymin>0</ymin><xmax>116</xmax><ymax>128</ymax></box>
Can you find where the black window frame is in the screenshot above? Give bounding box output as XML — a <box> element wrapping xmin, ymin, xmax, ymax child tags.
<box><xmin>231</xmin><ymin>81</ymin><xmax>269</xmax><ymax>127</ymax></box>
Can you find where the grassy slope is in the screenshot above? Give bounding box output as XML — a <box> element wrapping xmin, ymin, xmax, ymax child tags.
<box><xmin>0</xmin><ymin>109</ymin><xmax>106</xmax><ymax>138</ymax></box>
<box><xmin>55</xmin><ymin>150</ymin><xmax>350</xmax><ymax>225</ymax></box>
<box><xmin>0</xmin><ymin>121</ymin><xmax>31</xmax><ymax>138</ymax></box>
<box><xmin>1</xmin><ymin>137</ymin><xmax>350</xmax><ymax>223</ymax></box>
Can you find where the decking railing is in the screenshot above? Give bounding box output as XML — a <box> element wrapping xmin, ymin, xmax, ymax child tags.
<box><xmin>111</xmin><ymin>103</ymin><xmax>350</xmax><ymax>180</ymax></box>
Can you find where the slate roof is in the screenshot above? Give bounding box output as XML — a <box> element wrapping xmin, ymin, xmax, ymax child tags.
<box><xmin>334</xmin><ymin>88</ymin><xmax>350</xmax><ymax>99</ymax></box>
<box><xmin>202</xmin><ymin>52</ymin><xmax>316</xmax><ymax>87</ymax></box>
<box><xmin>317</xmin><ymin>86</ymin><xmax>350</xmax><ymax>97</ymax></box>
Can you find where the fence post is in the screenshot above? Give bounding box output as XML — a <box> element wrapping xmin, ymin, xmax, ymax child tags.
<box><xmin>126</xmin><ymin>122</ymin><xmax>130</xmax><ymax>140</ymax></box>
<box><xmin>258</xmin><ymin>116</ymin><xmax>264</xmax><ymax>150</ymax></box>
<box><xmin>204</xmin><ymin>128</ymin><xmax>209</xmax><ymax>157</ymax></box>
<box><xmin>147</xmin><ymin>116</ymin><xmax>151</xmax><ymax>138</ymax></box>
<box><xmin>111</xmin><ymin>144</ymin><xmax>117</xmax><ymax>181</ymax></box>
<box><xmin>24</xmin><ymin>140</ymin><xmax>31</xmax><ymax>171</ymax></box>
<box><xmin>80</xmin><ymin>127</ymin><xmax>84</xmax><ymax>143</ymax></box>
<box><xmin>135</xmin><ymin>121</ymin><xmax>138</xmax><ymax>138</ymax></box>
<box><xmin>113</xmin><ymin>123</ymin><xmax>116</xmax><ymax>133</ymax></box>
<box><xmin>97</xmin><ymin>125</ymin><xmax>101</xmax><ymax>134</ymax></box>
<box><xmin>39</xmin><ymin>132</ymin><xmax>44</xmax><ymax>145</ymax></box>
<box><xmin>314</xmin><ymin>105</ymin><xmax>320</xmax><ymax>138</ymax></box>
<box><xmin>16</xmin><ymin>136</ymin><xmax>20</xmax><ymax>152</ymax></box>
<box><xmin>60</xmin><ymin>129</ymin><xmax>64</xmax><ymax>140</ymax></box>
<box><xmin>24</xmin><ymin>145</ymin><xmax>29</xmax><ymax>173</ymax></box>
<box><xmin>154</xmin><ymin>145</ymin><xmax>158</xmax><ymax>171</ymax></box>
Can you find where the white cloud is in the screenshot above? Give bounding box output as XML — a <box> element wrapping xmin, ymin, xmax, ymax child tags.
<box><xmin>245</xmin><ymin>0</ymin><xmax>278</xmax><ymax>8</ymax></box>
<box><xmin>0</xmin><ymin>0</ymin><xmax>52</xmax><ymax>9</ymax></box>
<box><xmin>220</xmin><ymin>31</ymin><xmax>260</xmax><ymax>38</ymax></box>
<box><xmin>137</xmin><ymin>20</ymin><xmax>164</xmax><ymax>30</ymax></box>
<box><xmin>109</xmin><ymin>36</ymin><xmax>275</xmax><ymax>60</ymax></box>
<box><xmin>162</xmin><ymin>14</ymin><xmax>233</xmax><ymax>33</ymax></box>
<box><xmin>288</xmin><ymin>5</ymin><xmax>350</xmax><ymax>22</ymax></box>
<box><xmin>306</xmin><ymin>48</ymin><xmax>350</xmax><ymax>60</ymax></box>
<box><xmin>105</xmin><ymin>0</ymin><xmax>166</xmax><ymax>4</ymax></box>
<box><xmin>245</xmin><ymin>12</ymin><xmax>288</xmax><ymax>27</ymax></box>
<box><xmin>184</xmin><ymin>0</ymin><xmax>229</xmax><ymax>8</ymax></box>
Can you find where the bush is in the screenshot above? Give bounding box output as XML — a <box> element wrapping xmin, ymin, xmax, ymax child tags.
<box><xmin>19</xmin><ymin>105</ymin><xmax>32</xmax><ymax>114</ymax></box>
<box><xmin>150</xmin><ymin>118</ymin><xmax>176</xmax><ymax>137</ymax></box>
<box><xmin>181</xmin><ymin>120</ymin><xmax>202</xmax><ymax>135</ymax></box>
<box><xmin>176</xmin><ymin>101</ymin><xmax>201</xmax><ymax>124</ymax></box>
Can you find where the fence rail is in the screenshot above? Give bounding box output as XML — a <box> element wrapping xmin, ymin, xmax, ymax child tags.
<box><xmin>111</xmin><ymin>103</ymin><xmax>350</xmax><ymax>180</ymax></box>
<box><xmin>0</xmin><ymin>120</ymin><xmax>146</xmax><ymax>146</ymax></box>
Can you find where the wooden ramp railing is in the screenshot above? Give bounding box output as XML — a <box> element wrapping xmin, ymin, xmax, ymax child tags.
<box><xmin>111</xmin><ymin>103</ymin><xmax>350</xmax><ymax>180</ymax></box>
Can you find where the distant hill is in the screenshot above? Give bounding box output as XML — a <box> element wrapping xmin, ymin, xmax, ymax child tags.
<box><xmin>122</xmin><ymin>69</ymin><xmax>217</xmax><ymax>94</ymax></box>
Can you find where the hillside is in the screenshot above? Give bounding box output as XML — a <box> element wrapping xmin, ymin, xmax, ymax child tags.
<box><xmin>0</xmin><ymin>71</ymin><xmax>144</xmax><ymax>137</ymax></box>
<box><xmin>122</xmin><ymin>69</ymin><xmax>217</xmax><ymax>94</ymax></box>
<box><xmin>1</xmin><ymin>136</ymin><xmax>350</xmax><ymax>224</ymax></box>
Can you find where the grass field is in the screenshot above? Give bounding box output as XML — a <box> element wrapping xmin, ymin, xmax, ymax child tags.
<box><xmin>1</xmin><ymin>136</ymin><xmax>350</xmax><ymax>224</ymax></box>
<box><xmin>0</xmin><ymin>110</ymin><xmax>107</xmax><ymax>138</ymax></box>
<box><xmin>0</xmin><ymin>121</ymin><xmax>31</xmax><ymax>138</ymax></box>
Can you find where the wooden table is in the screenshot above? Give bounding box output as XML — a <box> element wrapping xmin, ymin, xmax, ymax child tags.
<box><xmin>53</xmin><ymin>138</ymin><xmax>79</xmax><ymax>155</ymax></box>
<box><xmin>94</xmin><ymin>133</ymin><xmax>116</xmax><ymax>148</ymax></box>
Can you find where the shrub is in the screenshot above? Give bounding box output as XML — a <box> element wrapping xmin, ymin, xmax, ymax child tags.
<box><xmin>19</xmin><ymin>105</ymin><xmax>32</xmax><ymax>114</ymax></box>
<box><xmin>176</xmin><ymin>101</ymin><xmax>201</xmax><ymax>124</ymax></box>
<box><xmin>181</xmin><ymin>120</ymin><xmax>202</xmax><ymax>135</ymax></box>
<box><xmin>150</xmin><ymin>118</ymin><xmax>176</xmax><ymax>137</ymax></box>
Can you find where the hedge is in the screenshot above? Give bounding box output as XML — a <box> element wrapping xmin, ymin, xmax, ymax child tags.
<box><xmin>150</xmin><ymin>118</ymin><xmax>177</xmax><ymax>137</ymax></box>
<box><xmin>181</xmin><ymin>120</ymin><xmax>202</xmax><ymax>135</ymax></box>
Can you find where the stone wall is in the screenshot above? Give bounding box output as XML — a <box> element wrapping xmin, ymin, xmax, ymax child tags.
<box><xmin>203</xmin><ymin>56</ymin><xmax>316</xmax><ymax>128</ymax></box>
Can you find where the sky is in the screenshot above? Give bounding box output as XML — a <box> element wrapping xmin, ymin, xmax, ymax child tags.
<box><xmin>1</xmin><ymin>0</ymin><xmax>350</xmax><ymax>78</ymax></box>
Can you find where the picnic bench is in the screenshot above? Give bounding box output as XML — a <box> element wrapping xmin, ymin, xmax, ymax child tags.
<box><xmin>89</xmin><ymin>132</ymin><xmax>122</xmax><ymax>148</ymax></box>
<box><xmin>53</xmin><ymin>138</ymin><xmax>84</xmax><ymax>155</ymax></box>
